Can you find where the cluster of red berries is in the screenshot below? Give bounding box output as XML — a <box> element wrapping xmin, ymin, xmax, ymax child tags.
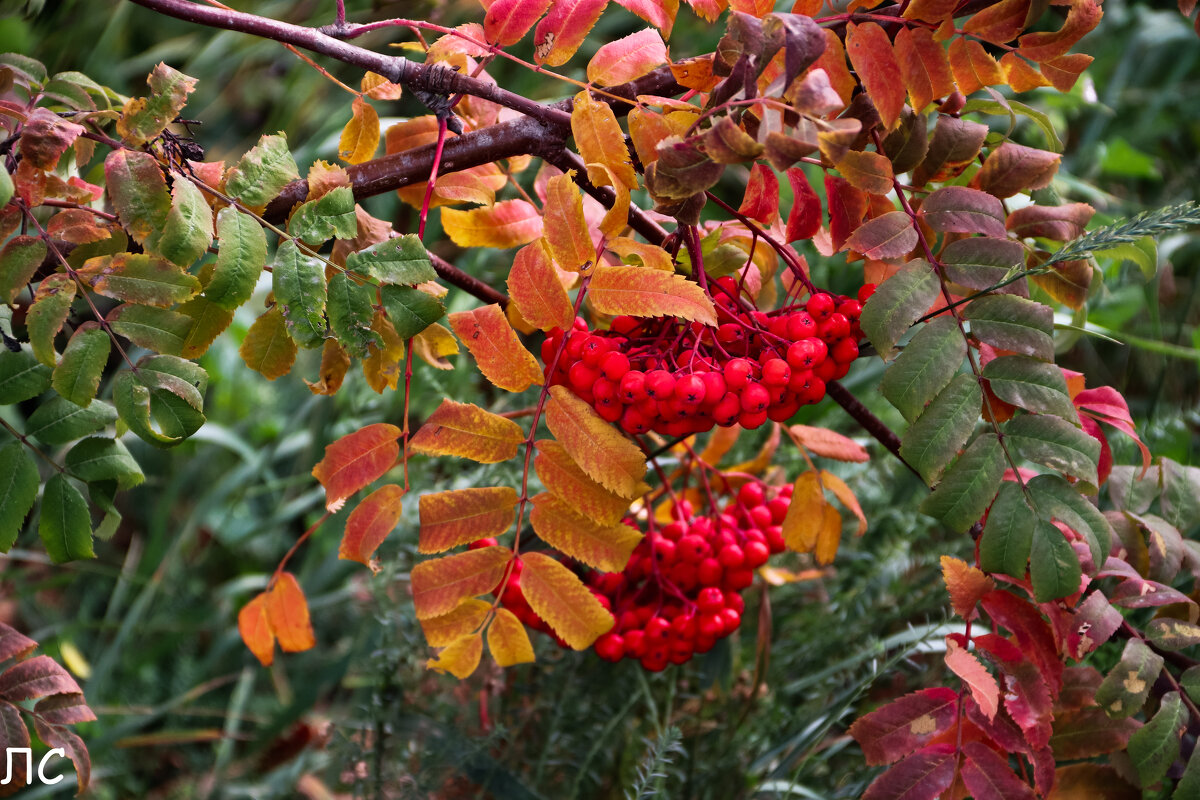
<box><xmin>541</xmin><ymin>279</ymin><xmax>874</xmax><ymax>438</ymax></box>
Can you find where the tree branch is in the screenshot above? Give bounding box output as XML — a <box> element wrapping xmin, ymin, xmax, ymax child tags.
<box><xmin>429</xmin><ymin>251</ymin><xmax>508</xmax><ymax>308</ymax></box>
<box><xmin>544</xmin><ymin>149</ymin><xmax>670</xmax><ymax>246</ymax></box>
<box><xmin>826</xmin><ymin>380</ymin><xmax>920</xmax><ymax>478</ymax></box>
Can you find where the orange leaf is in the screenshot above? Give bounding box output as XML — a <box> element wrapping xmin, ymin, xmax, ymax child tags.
<box><xmin>238</xmin><ymin>593</ymin><xmax>275</xmax><ymax>666</ymax></box>
<box><xmin>948</xmin><ymin>37</ymin><xmax>1005</xmax><ymax>95</ymax></box>
<box><xmin>787</xmin><ymin>424</ymin><xmax>870</xmax><ymax>462</ymax></box>
<box><xmin>572</xmin><ymin>91</ymin><xmax>637</xmax><ymax>189</ymax></box>
<box><xmin>442</xmin><ymin>200</ymin><xmax>544</xmax><ymax>249</ymax></box>
<box><xmin>418</xmin><ymin>487</ymin><xmax>518</xmax><ymax>553</ymax></box>
<box><xmin>484</xmin><ymin>0</ymin><xmax>552</xmax><ymax>46</ymax></box>
<box><xmin>902</xmin><ymin>0</ymin><xmax>959</xmax><ymax>23</ymax></box>
<box><xmin>613</xmin><ymin>0</ymin><xmax>678</xmax><ymax>38</ymax></box>
<box><xmin>999</xmin><ymin>53</ymin><xmax>1050</xmax><ymax>92</ymax></box>
<box><xmin>542</xmin><ymin>171</ymin><xmax>595</xmax><ymax>271</ymax></box>
<box><xmin>894</xmin><ymin>26</ymin><xmax>955</xmax><ymax>112</ymax></box>
<box><xmin>607</xmin><ymin>237</ymin><xmax>674</xmax><ymax>271</ymax></box>
<box><xmin>420</xmin><ymin>598</ymin><xmax>492</xmax><ymax>647</ymax></box>
<box><xmin>1017</xmin><ymin>0</ymin><xmax>1102</xmax><ymax>62</ymax></box>
<box><xmin>306</xmin><ymin>338</ymin><xmax>352</xmax><ymax>396</ymax></box>
<box><xmin>1038</xmin><ymin>52</ymin><xmax>1092</xmax><ymax>92</ymax></box>
<box><xmin>533</xmin><ymin>0</ymin><xmax>609</xmax><ymax>66</ymax></box>
<box><xmin>835</xmin><ymin>149</ymin><xmax>895</xmax><ymax>195</ymax></box>
<box><xmin>448</xmin><ymin>304</ymin><xmax>545</xmax><ymax>392</ymax></box>
<box><xmin>534</xmin><ymin>440</ymin><xmax>633</xmax><ymax>525</ymax></box>
<box><xmin>340</xmin><ymin>483</ymin><xmax>405</xmax><ymax>569</ymax></box>
<box><xmin>508</xmin><ymin>242</ymin><xmax>575</xmax><ymax>332</ymax></box>
<box><xmin>530</xmin><ymin>493</ymin><xmax>642</xmax><ymax>571</ymax></box>
<box><xmin>590</xmin><ymin>161</ymin><xmax>632</xmax><ymax>238</ymax></box>
<box><xmin>362</xmin><ymin>309</ymin><xmax>405</xmax><ymax>393</ymax></box>
<box><xmin>587</xmin><ymin>265</ymin><xmax>717</xmax><ymax>324</ymax></box>
<box><xmin>488</xmin><ymin>608</ymin><xmax>536</xmax><ymax>666</ymax></box>
<box><xmin>519</xmin><ymin>552</ymin><xmax>614</xmax><ymax>649</ymax></box>
<box><xmin>940</xmin><ymin>556</ymin><xmax>995</xmax><ymax>620</ymax></box>
<box><xmin>819</xmin><ymin>471</ymin><xmax>868</xmax><ymax>537</ymax></box>
<box><xmin>427</xmin><ymin>633</ymin><xmax>484</xmax><ymax>679</ymax></box>
<box><xmin>266</xmin><ymin>573</ymin><xmax>316</xmax><ymax>653</ymax></box>
<box><xmin>411</xmin><ymin>545</ymin><xmax>513</xmax><ymax>619</ymax></box>
<box><xmin>972</xmin><ymin>142</ymin><xmax>1060</xmax><ymax>199</ymax></box>
<box><xmin>727</xmin><ymin>421</ymin><xmax>781</xmax><ymax>476</ymax></box>
<box><xmin>813</xmin><ymin>504</ymin><xmax>843</xmax><ymax>564</ymax></box>
<box><xmin>845</xmin><ymin>22</ymin><xmax>906</xmax><ymax>129</ymax></box>
<box><xmin>311</xmin><ymin>423</ymin><xmax>401</xmax><ymax>512</ymax></box>
<box><xmin>361</xmin><ymin>71</ymin><xmax>404</xmax><ymax>100</ymax></box>
<box><xmin>963</xmin><ymin>0</ymin><xmax>1031</xmax><ymax>45</ymax></box>
<box><xmin>944</xmin><ymin>640</ymin><xmax>1000</xmax><ymax>721</ymax></box>
<box><xmin>814</xmin><ymin>29</ymin><xmax>856</xmax><ymax>108</ymax></box>
<box><xmin>410</xmin><ymin>399</ymin><xmax>526</xmax><ymax>463</ymax></box>
<box><xmin>545</xmin><ymin>386</ymin><xmax>647</xmax><ymax>499</ymax></box>
<box><xmin>338</xmin><ymin>96</ymin><xmax>380</xmax><ymax>164</ymax></box>
<box><xmin>587</xmin><ymin>28</ymin><xmax>668</xmax><ymax>86</ymax></box>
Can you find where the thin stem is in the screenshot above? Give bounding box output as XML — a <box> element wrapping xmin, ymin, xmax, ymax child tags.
<box><xmin>271</xmin><ymin>509</ymin><xmax>332</xmax><ymax>584</ymax></box>
<box><xmin>825</xmin><ymin>381</ymin><xmax>920</xmax><ymax>478</ymax></box>
<box><xmin>418</xmin><ymin>116</ymin><xmax>448</xmax><ymax>240</ymax></box>
<box><xmin>0</xmin><ymin>417</ymin><xmax>66</xmax><ymax>474</ymax></box>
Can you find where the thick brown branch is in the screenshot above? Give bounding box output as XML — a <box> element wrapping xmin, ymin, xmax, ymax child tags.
<box><xmin>826</xmin><ymin>380</ymin><xmax>920</xmax><ymax>479</ymax></box>
<box><xmin>429</xmin><ymin>252</ymin><xmax>508</xmax><ymax>308</ymax></box>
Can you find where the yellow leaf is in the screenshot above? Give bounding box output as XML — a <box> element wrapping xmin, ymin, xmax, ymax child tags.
<box><xmin>410</xmin><ymin>399</ymin><xmax>526</xmax><ymax>464</ymax></box>
<box><xmin>781</xmin><ymin>470</ymin><xmax>828</xmax><ymax>552</ymax></box>
<box><xmin>572</xmin><ymin>91</ymin><xmax>636</xmax><ymax>189</ymax></box>
<box><xmin>361</xmin><ymin>71</ymin><xmax>404</xmax><ymax>100</ymax></box>
<box><xmin>542</xmin><ymin>171</ymin><xmax>595</xmax><ymax>272</ymax></box>
<box><xmin>530</xmin><ymin>493</ymin><xmax>642</xmax><ymax>572</ymax></box>
<box><xmin>587</xmin><ymin>265</ymin><xmax>717</xmax><ymax>325</ymax></box>
<box><xmin>411</xmin><ymin>545</ymin><xmax>513</xmax><ymax>619</ymax></box>
<box><xmin>240</xmin><ymin>306</ymin><xmax>297</xmax><ymax>381</ymax></box>
<box><xmin>427</xmin><ymin>633</ymin><xmax>484</xmax><ymax>679</ymax></box>
<box><xmin>519</xmin><ymin>552</ymin><xmax>614</xmax><ymax>649</ymax></box>
<box><xmin>488</xmin><ymin>608</ymin><xmax>535</xmax><ymax>667</ymax></box>
<box><xmin>362</xmin><ymin>309</ymin><xmax>405</xmax><ymax>393</ymax></box>
<box><xmin>814</xmin><ymin>504</ymin><xmax>843</xmax><ymax>565</ymax></box>
<box><xmin>306</xmin><ymin>338</ymin><xmax>352</xmax><ymax>395</ymax></box>
<box><xmin>608</xmin><ymin>237</ymin><xmax>674</xmax><ymax>271</ymax></box>
<box><xmin>534</xmin><ymin>440</ymin><xmax>634</xmax><ymax>525</ymax></box>
<box><xmin>699</xmin><ymin>425</ymin><xmax>741</xmax><ymax>466</ymax></box>
<box><xmin>545</xmin><ymin>386</ymin><xmax>647</xmax><ymax>499</ymax></box>
<box><xmin>508</xmin><ymin>241</ymin><xmax>575</xmax><ymax>332</ymax></box>
<box><xmin>419</xmin><ymin>487</ymin><xmax>518</xmax><ymax>553</ymax></box>
<box><xmin>442</xmin><ymin>200</ymin><xmax>544</xmax><ymax>249</ymax></box>
<box><xmin>818</xmin><ymin>471</ymin><xmax>868</xmax><ymax>537</ymax></box>
<box><xmin>412</xmin><ymin>321</ymin><xmax>459</xmax><ymax>370</ymax></box>
<box><xmin>420</xmin><ymin>598</ymin><xmax>491</xmax><ymax>647</ymax></box>
<box><xmin>589</xmin><ymin>161</ymin><xmax>632</xmax><ymax>238</ymax></box>
<box><xmin>339</xmin><ymin>96</ymin><xmax>380</xmax><ymax>164</ymax></box>
<box><xmin>448</xmin><ymin>304</ymin><xmax>545</xmax><ymax>393</ymax></box>
<box><xmin>728</xmin><ymin>423</ymin><xmax>781</xmax><ymax>476</ymax></box>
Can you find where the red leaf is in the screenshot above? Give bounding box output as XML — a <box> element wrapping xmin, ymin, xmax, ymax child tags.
<box><xmin>861</xmin><ymin>744</ymin><xmax>956</xmax><ymax>800</ymax></box>
<box><xmin>848</xmin><ymin>688</ymin><xmax>959</xmax><ymax>766</ymax></box>
<box><xmin>1066</xmin><ymin>590</ymin><xmax>1123</xmax><ymax>659</ymax></box>
<box><xmin>973</xmin><ymin>142</ymin><xmax>1061</xmax><ymax>199</ymax></box>
<box><xmin>920</xmin><ymin>186</ymin><xmax>1007</xmax><ymax>238</ymax></box>
<box><xmin>739</xmin><ymin>163</ymin><xmax>780</xmax><ymax>226</ymax></box>
<box><xmin>979</xmin><ymin>590</ymin><xmax>1063</xmax><ymax>696</ymax></box>
<box><xmin>484</xmin><ymin>0</ymin><xmax>552</xmax><ymax>46</ymax></box>
<box><xmin>0</xmin><ymin>655</ymin><xmax>82</xmax><ymax>702</ymax></box>
<box><xmin>893</xmin><ymin>27</ymin><xmax>955</xmax><ymax>112</ymax></box>
<box><xmin>340</xmin><ymin>483</ymin><xmax>405</xmax><ymax>569</ymax></box>
<box><xmin>1017</xmin><ymin>0</ymin><xmax>1103</xmax><ymax>62</ymax></box>
<box><xmin>32</xmin><ymin>717</ymin><xmax>90</xmax><ymax>794</ymax></box>
<box><xmin>961</xmin><ymin>741</ymin><xmax>1036</xmax><ymax>800</ymax></box>
<box><xmin>1050</xmin><ymin>706</ymin><xmax>1140</xmax><ymax>760</ymax></box>
<box><xmin>785</xmin><ymin>167</ymin><xmax>821</xmax><ymax>242</ymax></box>
<box><xmin>1076</xmin><ymin>386</ymin><xmax>1151</xmax><ymax>474</ymax></box>
<box><xmin>34</xmin><ymin>692</ymin><xmax>97</xmax><ymax>726</ymax></box>
<box><xmin>945</xmin><ymin>640</ymin><xmax>1000</xmax><ymax>721</ymax></box>
<box><xmin>612</xmin><ymin>0</ymin><xmax>679</xmax><ymax>38</ymax></box>
<box><xmin>0</xmin><ymin>623</ymin><xmax>37</xmax><ymax>663</ymax></box>
<box><xmin>844</xmin><ymin>22</ymin><xmax>906</xmax><ymax>129</ymax></box>
<box><xmin>311</xmin><ymin>423</ymin><xmax>402</xmax><ymax>512</ymax></box>
<box><xmin>534</xmin><ymin>0</ymin><xmax>609</xmax><ymax>66</ymax></box>
<box><xmin>843</xmin><ymin>211</ymin><xmax>918</xmax><ymax>260</ymax></box>
<box><xmin>18</xmin><ymin>108</ymin><xmax>84</xmax><ymax>171</ymax></box>
<box><xmin>825</xmin><ymin>174</ymin><xmax>868</xmax><ymax>252</ymax></box>
<box><xmin>587</xmin><ymin>28</ymin><xmax>668</xmax><ymax>85</ymax></box>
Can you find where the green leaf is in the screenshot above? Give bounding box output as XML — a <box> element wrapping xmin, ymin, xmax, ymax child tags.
<box><xmin>1181</xmin><ymin>665</ymin><xmax>1200</xmax><ymax>706</ymax></box>
<box><xmin>112</xmin><ymin>371</ymin><xmax>187</xmax><ymax>448</ymax></box>
<box><xmin>1128</xmin><ymin>691</ymin><xmax>1186</xmax><ymax>788</ymax></box>
<box><xmin>25</xmin><ymin>396</ymin><xmax>117</xmax><ymax>446</ymax></box>
<box><xmin>0</xmin><ymin>164</ymin><xmax>13</xmax><ymax>208</ymax></box>
<box><xmin>1027</xmin><ymin>474</ymin><xmax>1112</xmax><ymax>569</ymax></box>
<box><xmin>65</xmin><ymin>437</ymin><xmax>144</xmax><ymax>489</ymax></box>
<box><xmin>272</xmin><ymin>239</ymin><xmax>328</xmax><ymax>349</ymax></box>
<box><xmin>88</xmin><ymin>479</ymin><xmax>121</xmax><ymax>541</ymax></box>
<box><xmin>1030</xmin><ymin>518</ymin><xmax>1082</xmax><ymax>601</ymax></box>
<box><xmin>940</xmin><ymin>236</ymin><xmax>1026</xmax><ymax>294</ymax></box>
<box><xmin>288</xmin><ymin>186</ymin><xmax>356</xmax><ymax>246</ymax></box>
<box><xmin>178</xmin><ymin>295</ymin><xmax>234</xmax><ymax>359</ymax></box>
<box><xmin>964</xmin><ymin>295</ymin><xmax>1054</xmax><ymax>361</ymax></box>
<box><xmin>327</xmin><ymin>272</ymin><xmax>380</xmax><ymax>359</ymax></box>
<box><xmin>51</xmin><ymin>323</ymin><xmax>109</xmax><ymax>407</ymax></box>
<box><xmin>0</xmin><ymin>348</ymin><xmax>52</xmax><ymax>404</ymax></box>
<box><xmin>879</xmin><ymin>316</ymin><xmax>965</xmax><ymax>422</ymax></box>
<box><xmin>206</xmin><ymin>207</ymin><xmax>267</xmax><ymax>311</ymax></box>
<box><xmin>137</xmin><ymin>354</ymin><xmax>207</xmax><ymax>407</ymax></box>
<box><xmin>0</xmin><ymin>441</ymin><xmax>39</xmax><ymax>551</ymax></box>
<box><xmin>38</xmin><ymin>473</ymin><xmax>94</xmax><ymax>563</ymax></box>
<box><xmin>1178</xmin><ymin>746</ymin><xmax>1200</xmax><ymax>800</ymax></box>
<box><xmin>982</xmin><ymin>355</ymin><xmax>1077</xmax><ymax>419</ymax></box>
<box><xmin>960</xmin><ymin>97</ymin><xmax>1063</xmax><ymax>153</ymax></box>
<box><xmin>116</xmin><ymin>63</ymin><xmax>197</xmax><ymax>147</ymax></box>
<box><xmin>1146</xmin><ymin>618</ymin><xmax>1200</xmax><ymax>652</ymax></box>
<box><xmin>1005</xmin><ymin>414</ymin><xmax>1100</xmax><ymax>489</ymax></box>
<box><xmin>79</xmin><ymin>253</ymin><xmax>200</xmax><ymax>307</ymax></box>
<box><xmin>156</xmin><ymin>173</ymin><xmax>213</xmax><ymax>267</ymax></box>
<box><xmin>0</xmin><ymin>53</ymin><xmax>47</xmax><ymax>86</ymax></box>
<box><xmin>0</xmin><ymin>235</ymin><xmax>48</xmax><ymax>304</ymax></box>
<box><xmin>899</xmin><ymin>373</ymin><xmax>981</xmax><ymax>484</ymax></box>
<box><xmin>1158</xmin><ymin>458</ymin><xmax>1199</xmax><ymax>534</ymax></box>
<box><xmin>239</xmin><ymin>306</ymin><xmax>297</xmax><ymax>381</ymax></box>
<box><xmin>107</xmin><ymin>303</ymin><xmax>192</xmax><ymax>356</ymax></box>
<box><xmin>26</xmin><ymin>275</ymin><xmax>76</xmax><ymax>367</ymax></box>
<box><xmin>103</xmin><ymin>149</ymin><xmax>171</xmax><ymax>248</ymax></box>
<box><xmin>979</xmin><ymin>481</ymin><xmax>1035</xmax><ymax>578</ymax></box>
<box><xmin>859</xmin><ymin>260</ymin><xmax>940</xmax><ymax>359</ymax></box>
<box><xmin>380</xmin><ymin>285</ymin><xmax>446</xmax><ymax>339</ymax></box>
<box><xmin>1095</xmin><ymin>236</ymin><xmax>1157</xmax><ymax>281</ymax></box>
<box><xmin>66</xmin><ymin>228</ymin><xmax>128</xmax><ymax>270</ymax></box>
<box><xmin>920</xmin><ymin>433</ymin><xmax>1005</xmax><ymax>532</ymax></box>
<box><xmin>345</xmin><ymin>234</ymin><xmax>437</xmax><ymax>286</ymax></box>
<box><xmin>1095</xmin><ymin>639</ymin><xmax>1163</xmax><ymax>720</ymax></box>
<box><xmin>224</xmin><ymin>133</ymin><xmax>300</xmax><ymax>208</ymax></box>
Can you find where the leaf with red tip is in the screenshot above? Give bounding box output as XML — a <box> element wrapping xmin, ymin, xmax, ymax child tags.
<box><xmin>419</xmin><ymin>487</ymin><xmax>518</xmax><ymax>553</ymax></box>
<box><xmin>311</xmin><ymin>423</ymin><xmax>401</xmax><ymax>511</ymax></box>
<box><xmin>961</xmin><ymin>741</ymin><xmax>1037</xmax><ymax>800</ymax></box>
<box><xmin>613</xmin><ymin>0</ymin><xmax>678</xmax><ymax>37</ymax></box>
<box><xmin>19</xmin><ymin>107</ymin><xmax>84</xmax><ymax>170</ymax></box>
<box><xmin>845</xmin><ymin>22</ymin><xmax>906</xmax><ymax>129</ymax></box>
<box><xmin>508</xmin><ymin>242</ymin><xmax>575</xmax><ymax>332</ymax></box>
<box><xmin>739</xmin><ymin>164</ymin><xmax>780</xmax><ymax>226</ymax></box>
<box><xmin>484</xmin><ymin>0</ymin><xmax>552</xmax><ymax>46</ymax></box>
<box><xmin>587</xmin><ymin>266</ymin><xmax>717</xmax><ymax>324</ymax></box>
<box><xmin>409</xmin><ymin>399</ymin><xmax>526</xmax><ymax>463</ymax></box>
<box><xmin>238</xmin><ymin>593</ymin><xmax>275</xmax><ymax>666</ymax></box>
<box><xmin>862</xmin><ymin>744</ymin><xmax>957</xmax><ymax>799</ymax></box>
<box><xmin>442</xmin><ymin>200</ymin><xmax>543</xmax><ymax>249</ymax></box>
<box><xmin>519</xmin><ymin>552</ymin><xmax>614</xmax><ymax>649</ymax></box>
<box><xmin>266</xmin><ymin>573</ymin><xmax>316</xmax><ymax>653</ymax></box>
<box><xmin>488</xmin><ymin>607</ymin><xmax>535</xmax><ymax>666</ymax></box>
<box><xmin>845</xmin><ymin>211</ymin><xmax>918</xmax><ymax>260</ymax></box>
<box><xmin>785</xmin><ymin>167</ymin><xmax>821</xmax><ymax>243</ymax></box>
<box><xmin>340</xmin><ymin>483</ymin><xmax>405</xmax><ymax>569</ymax></box>
<box><xmin>945</xmin><ymin>640</ymin><xmax>1000</xmax><ymax>721</ymax></box>
<box><xmin>411</xmin><ymin>545</ymin><xmax>513</xmax><ymax>619</ymax></box>
<box><xmin>449</xmin><ymin>304</ymin><xmax>545</xmax><ymax>393</ymax></box>
<box><xmin>530</xmin><ymin>492</ymin><xmax>643</xmax><ymax>571</ymax></box>
<box><xmin>836</xmin><ymin>150</ymin><xmax>894</xmax><ymax>195</ymax></box>
<box><xmin>545</xmin><ymin>386</ymin><xmax>647</xmax><ymax>498</ymax></box>
<box><xmin>534</xmin><ymin>0</ymin><xmax>608</xmax><ymax>66</ymax></box>
<box><xmin>587</xmin><ymin>28</ymin><xmax>668</xmax><ymax>85</ymax></box>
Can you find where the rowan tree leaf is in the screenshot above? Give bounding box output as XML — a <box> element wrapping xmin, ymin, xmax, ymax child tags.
<box><xmin>974</xmin><ymin>142</ymin><xmax>1061</xmax><ymax>199</ymax></box>
<box><xmin>380</xmin><ymin>285</ymin><xmax>445</xmax><ymax>339</ymax></box>
<box><xmin>224</xmin><ymin>133</ymin><xmax>300</xmax><ymax>209</ymax></box>
<box><xmin>1146</xmin><ymin>618</ymin><xmax>1200</xmax><ymax>652</ymax></box>
<box><xmin>844</xmin><ymin>211</ymin><xmax>918</xmax><ymax>260</ymax></box>
<box><xmin>921</xmin><ymin>433</ymin><xmax>1006</xmax><ymax>532</ymax></box>
<box><xmin>519</xmin><ymin>551</ymin><xmax>613</xmax><ymax>649</ymax></box>
<box><xmin>587</xmin><ymin>266</ymin><xmax>716</xmax><ymax>325</ymax></box>
<box><xmin>411</xmin><ymin>545</ymin><xmax>512</xmax><ymax>620</ymax></box>
<box><xmin>508</xmin><ymin>242</ymin><xmax>574</xmax><ymax>332</ymax></box>
<box><xmin>409</xmin><ymin>398</ymin><xmax>525</xmax><ymax>463</ymax></box>
<box><xmin>488</xmin><ymin>607</ymin><xmax>535</xmax><ymax>667</ymax></box>
<box><xmin>541</xmin><ymin>171</ymin><xmax>594</xmax><ymax>272</ymax></box>
<box><xmin>418</xmin><ymin>486</ymin><xmax>518</xmax><ymax>554</ymax></box>
<box><xmin>0</xmin><ymin>235</ymin><xmax>47</xmax><ymax>304</ymax></box>
<box><xmin>941</xmin><ymin>556</ymin><xmax>995</xmax><ymax>619</ymax></box>
<box><xmin>862</xmin><ymin>745</ymin><xmax>957</xmax><ymax>800</ymax></box>
<box><xmin>157</xmin><ymin>175</ymin><xmax>213</xmax><ymax>268</ymax></box>
<box><xmin>116</xmin><ymin>63</ymin><xmax>196</xmax><ymax>147</ymax></box>
<box><xmin>265</xmin><ymin>573</ymin><xmax>316</xmax><ymax>653</ymax></box>
<box><xmin>1030</xmin><ymin>518</ymin><xmax>1083</xmax><ymax>601</ymax></box>
<box><xmin>340</xmin><ymin>483</ymin><xmax>405</xmax><ymax>569</ymax></box>
<box><xmin>26</xmin><ymin>276</ymin><xmax>74</xmax><ymax>367</ymax></box>
<box><xmin>18</xmin><ymin>107</ymin><xmax>84</xmax><ymax>169</ymax></box>
<box><xmin>238</xmin><ymin>594</ymin><xmax>275</xmax><ymax>666</ymax></box>
<box><xmin>34</xmin><ymin>692</ymin><xmax>96</xmax><ymax>726</ymax></box>
<box><xmin>979</xmin><ymin>481</ymin><xmax>1035</xmax><ymax>578</ymax></box>
<box><xmin>941</xmin><ymin>236</ymin><xmax>1027</xmax><ymax>295</ymax></box>
<box><xmin>79</xmin><ymin>252</ymin><xmax>200</xmax><ymax>307</ymax></box>
<box><xmin>448</xmin><ymin>304</ymin><xmax>544</xmax><ymax>393</ymax></box>
<box><xmin>31</xmin><ymin>716</ymin><xmax>90</xmax><ymax>793</ymax></box>
<box><xmin>960</xmin><ymin>741</ymin><xmax>1037</xmax><ymax>800</ymax></box>
<box><xmin>587</xmin><ymin>28</ymin><xmax>667</xmax><ymax>85</ymax></box>
<box><xmin>1005</xmin><ymin>414</ymin><xmax>1100</xmax><ymax>488</ymax></box>
<box><xmin>784</xmin><ymin>167</ymin><xmax>821</xmax><ymax>243</ymax></box>
<box><xmin>1027</xmin><ymin>473</ymin><xmax>1111</xmax><ymax>568</ymax></box>
<box><xmin>860</xmin><ymin>259</ymin><xmax>940</xmax><ymax>359</ymax></box>
<box><xmin>0</xmin><ymin>654</ymin><xmax>82</xmax><ymax>703</ymax></box>
<box><xmin>921</xmin><ymin>186</ymin><xmax>1008</xmax><ymax>237</ymax></box>
<box><xmin>534</xmin><ymin>440</ymin><xmax>633</xmax><ymax>525</ymax></box>
<box><xmin>1128</xmin><ymin>690</ymin><xmax>1186</xmax><ymax>788</ymax></box>
<box><xmin>845</xmin><ymin>22</ymin><xmax>906</xmax><ymax>129</ymax></box>
<box><xmin>485</xmin><ymin>0</ymin><xmax>551</xmax><ymax>46</ymax></box>
<box><xmin>0</xmin><ymin>348</ymin><xmax>51</xmax><ymax>404</ymax></box>
<box><xmin>948</xmin><ymin>37</ymin><xmax>1005</xmax><ymax>95</ymax></box>
<box><xmin>894</xmin><ymin>27</ymin><xmax>956</xmax><ymax>113</ymax></box>
<box><xmin>104</xmin><ymin>149</ymin><xmax>170</xmax><ymax>247</ymax></box>
<box><xmin>338</xmin><ymin>96</ymin><xmax>380</xmax><ymax>164</ymax></box>
<box><xmin>1095</xmin><ymin>638</ymin><xmax>1162</xmax><ymax>719</ymax></box>
<box><xmin>345</xmin><ymin>234</ymin><xmax>436</xmax><ymax>286</ymax></box>
<box><xmin>545</xmin><ymin>386</ymin><xmax>646</xmax><ymax>498</ymax></box>
<box><xmin>239</xmin><ymin>306</ymin><xmax>297</xmax><ymax>380</ymax></box>
<box><xmin>65</xmin><ymin>436</ymin><xmax>143</xmax><ymax>489</ymax></box>
<box><xmin>738</xmin><ymin>163</ymin><xmax>779</xmax><ymax>226</ymax></box>
<box><xmin>427</xmin><ymin>633</ymin><xmax>484</xmax><ymax>679</ymax></box>
<box><xmin>848</xmin><ymin>687</ymin><xmax>959</xmax><ymax>766</ymax></box>
<box><xmin>326</xmin><ymin>272</ymin><xmax>380</xmax><ymax>359</ymax></box>
<box><xmin>965</xmin><ymin>295</ymin><xmax>1054</xmax><ymax>360</ymax></box>
<box><xmin>311</xmin><ymin>422</ymin><xmax>401</xmax><ymax>512</ymax></box>
<box><xmin>572</xmin><ymin>91</ymin><xmax>637</xmax><ymax>189</ymax></box>
<box><xmin>206</xmin><ymin>207</ymin><xmax>267</xmax><ymax>311</ymax></box>
<box><xmin>836</xmin><ymin>149</ymin><xmax>894</xmax><ymax>195</ymax></box>
<box><xmin>272</xmin><ymin>239</ymin><xmax>328</xmax><ymax>349</ymax></box>
<box><xmin>0</xmin><ymin>441</ymin><xmax>38</xmax><ymax>552</ymax></box>
<box><xmin>533</xmin><ymin>0</ymin><xmax>608</xmax><ymax>66</ymax></box>
<box><xmin>178</xmin><ymin>295</ymin><xmax>235</xmax><ymax>359</ymax></box>
<box><xmin>420</xmin><ymin>598</ymin><xmax>491</xmax><ymax>647</ymax></box>
<box><xmin>781</xmin><ymin>470</ymin><xmax>836</xmax><ymax>553</ymax></box>
<box><xmin>945</xmin><ymin>642</ymin><xmax>1000</xmax><ymax>720</ymax></box>
<box><xmin>786</xmin><ymin>424</ymin><xmax>869</xmax><ymax>462</ymax></box>
<box><xmin>901</xmin><ymin>373</ymin><xmax>982</xmax><ymax>484</ymax></box>
<box><xmin>288</xmin><ymin>185</ymin><xmax>356</xmax><ymax>247</ymax></box>
<box><xmin>612</xmin><ymin>0</ymin><xmax>678</xmax><ymax>37</ymax></box>
<box><xmin>25</xmin><ymin>398</ymin><xmax>116</xmax><ymax>449</ymax></box>
<box><xmin>52</xmin><ymin>323</ymin><xmax>109</xmax><ymax>407</ymax></box>
<box><xmin>530</xmin><ymin>492</ymin><xmax>642</xmax><ymax>571</ymax></box>
<box><xmin>38</xmin><ymin>473</ymin><xmax>93</xmax><ymax>563</ymax></box>
<box><xmin>982</xmin><ymin>356</ymin><xmax>1077</xmax><ymax>420</ymax></box>
<box><xmin>914</xmin><ymin>116</ymin><xmax>990</xmax><ymax>185</ymax></box>
<box><xmin>880</xmin><ymin>316</ymin><xmax>965</xmax><ymax>422</ymax></box>
<box><xmin>442</xmin><ymin>200</ymin><xmax>543</xmax><ymax>249</ymax></box>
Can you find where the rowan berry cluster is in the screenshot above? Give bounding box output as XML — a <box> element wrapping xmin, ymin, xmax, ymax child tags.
<box><xmin>541</xmin><ymin>280</ymin><xmax>874</xmax><ymax>438</ymax></box>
